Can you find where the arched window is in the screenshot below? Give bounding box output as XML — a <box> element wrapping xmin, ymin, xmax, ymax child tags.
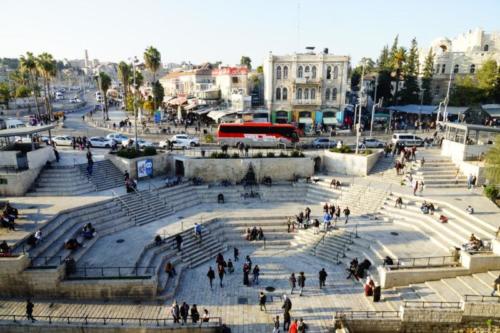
<box><xmin>326</xmin><ymin>66</ymin><xmax>332</xmax><ymax>80</ymax></box>
<box><xmin>311</xmin><ymin>88</ymin><xmax>316</xmax><ymax>99</ymax></box>
<box><xmin>305</xmin><ymin>66</ymin><xmax>310</xmax><ymax>74</ymax></box>
<box><xmin>453</xmin><ymin>64</ymin><xmax>459</xmax><ymax>74</ymax></box>
<box><xmin>332</xmin><ymin>88</ymin><xmax>337</xmax><ymax>101</ymax></box>
<box><xmin>325</xmin><ymin>88</ymin><xmax>331</xmax><ymax>100</ymax></box>
<box><xmin>282</xmin><ymin>87</ymin><xmax>288</xmax><ymax>100</ymax></box>
<box><xmin>296</xmin><ymin>88</ymin><xmax>302</xmax><ymax>99</ymax></box>
<box><xmin>297</xmin><ymin>66</ymin><xmax>303</xmax><ymax>78</ymax></box>
<box><xmin>333</xmin><ymin>66</ymin><xmax>339</xmax><ymax>79</ymax></box>
<box><xmin>304</xmin><ymin>88</ymin><xmax>309</xmax><ymax>99</ymax></box>
<box><xmin>436</xmin><ymin>64</ymin><xmax>440</xmax><ymax>74</ymax></box>
<box><xmin>312</xmin><ymin>66</ymin><xmax>317</xmax><ymax>79</ymax></box>
<box><xmin>484</xmin><ymin>44</ymin><xmax>489</xmax><ymax>52</ymax></box>
<box><xmin>275</xmin><ymin>87</ymin><xmax>281</xmax><ymax>100</ymax></box>
<box><xmin>441</xmin><ymin>64</ymin><xmax>446</xmax><ymax>74</ymax></box>
<box><xmin>470</xmin><ymin>64</ymin><xmax>476</xmax><ymax>74</ymax></box>
<box><xmin>283</xmin><ymin>66</ymin><xmax>288</xmax><ymax>79</ymax></box>
<box><xmin>276</xmin><ymin>66</ymin><xmax>282</xmax><ymax>80</ymax></box>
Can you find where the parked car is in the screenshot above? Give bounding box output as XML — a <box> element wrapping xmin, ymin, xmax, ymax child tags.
<box><xmin>359</xmin><ymin>137</ymin><xmax>385</xmax><ymax>148</ymax></box>
<box><xmin>160</xmin><ymin>134</ymin><xmax>199</xmax><ymax>149</ymax></box>
<box><xmin>312</xmin><ymin>137</ymin><xmax>336</xmax><ymax>149</ymax></box>
<box><xmin>106</xmin><ymin>133</ymin><xmax>129</xmax><ymax>145</ymax></box>
<box><xmin>51</xmin><ymin>135</ymin><xmax>73</xmax><ymax>146</ymax></box>
<box><xmin>89</xmin><ymin>136</ymin><xmax>113</xmax><ymax>148</ymax></box>
<box><xmin>122</xmin><ymin>138</ymin><xmax>154</xmax><ymax>148</ymax></box>
<box><xmin>391</xmin><ymin>133</ymin><xmax>424</xmax><ymax>147</ymax></box>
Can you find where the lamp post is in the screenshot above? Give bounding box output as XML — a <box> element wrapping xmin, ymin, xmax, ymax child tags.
<box><xmin>355</xmin><ymin>61</ymin><xmax>366</xmax><ymax>154</ymax></box>
<box><xmin>442</xmin><ymin>51</ymin><xmax>463</xmax><ymax>123</ymax></box>
<box><xmin>369</xmin><ymin>74</ymin><xmax>379</xmax><ymax>137</ymax></box>
<box><xmin>94</xmin><ymin>74</ymin><xmax>105</xmax><ymax>121</ymax></box>
<box><xmin>130</xmin><ymin>57</ymin><xmax>139</xmax><ymax>151</ymax></box>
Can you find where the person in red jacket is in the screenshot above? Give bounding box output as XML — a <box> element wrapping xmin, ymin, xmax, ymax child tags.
<box><xmin>289</xmin><ymin>319</ymin><xmax>298</xmax><ymax>333</ymax></box>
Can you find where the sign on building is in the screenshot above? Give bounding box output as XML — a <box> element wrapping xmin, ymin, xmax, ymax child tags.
<box><xmin>137</xmin><ymin>159</ymin><xmax>153</xmax><ymax>178</ymax></box>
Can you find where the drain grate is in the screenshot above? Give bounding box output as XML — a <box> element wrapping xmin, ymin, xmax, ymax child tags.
<box><xmin>265</xmin><ymin>286</ymin><xmax>275</xmax><ymax>292</ymax></box>
<box><xmin>390</xmin><ymin>232</ymin><xmax>399</xmax><ymax>236</ymax></box>
<box><xmin>237</xmin><ymin>297</ymin><xmax>248</xmax><ymax>304</ymax></box>
<box><xmin>116</xmin><ymin>239</ymin><xmax>125</xmax><ymax>243</ymax></box>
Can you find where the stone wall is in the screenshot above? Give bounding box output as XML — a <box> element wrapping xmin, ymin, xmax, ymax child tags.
<box><xmin>323</xmin><ymin>150</ymin><xmax>382</xmax><ymax>176</ymax></box>
<box><xmin>460</xmin><ymin>252</ymin><xmax>500</xmax><ymax>273</ymax></box>
<box><xmin>109</xmin><ymin>153</ymin><xmax>173</xmax><ymax>179</ymax></box>
<box><xmin>379</xmin><ymin>266</ymin><xmax>469</xmax><ymax>289</ymax></box>
<box><xmin>0</xmin><ymin>324</ymin><xmax>218</xmax><ymax>333</ymax></box>
<box><xmin>27</xmin><ymin>146</ymin><xmax>55</xmax><ymax>169</ymax></box>
<box><xmin>0</xmin><ymin>167</ymin><xmax>41</xmax><ymax>196</ymax></box>
<box><xmin>178</xmin><ymin>156</ymin><xmax>314</xmax><ymax>182</ymax></box>
<box><xmin>0</xmin><ymin>150</ymin><xmax>19</xmax><ymax>168</ymax></box>
<box><xmin>441</xmin><ymin>139</ymin><xmax>492</xmax><ymax>164</ymax></box>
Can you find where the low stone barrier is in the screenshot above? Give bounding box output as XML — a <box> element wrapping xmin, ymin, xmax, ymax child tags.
<box><xmin>323</xmin><ymin>149</ymin><xmax>382</xmax><ymax>176</ymax></box>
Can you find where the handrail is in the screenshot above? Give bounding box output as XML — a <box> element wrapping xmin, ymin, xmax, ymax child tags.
<box><xmin>111</xmin><ymin>190</ymin><xmax>136</xmax><ymax>224</ymax></box>
<box><xmin>70</xmin><ymin>266</ymin><xmax>156</xmax><ymax>278</ymax></box>
<box><xmin>0</xmin><ymin>314</ymin><xmax>222</xmax><ymax>327</ymax></box>
<box><xmin>464</xmin><ymin>295</ymin><xmax>500</xmax><ymax>303</ymax></box>
<box><xmin>29</xmin><ymin>256</ymin><xmax>63</xmax><ymax>267</ymax></box>
<box><xmin>387</xmin><ymin>255</ymin><xmax>458</xmax><ymax>270</ymax></box>
<box><xmin>312</xmin><ymin>232</ymin><xmax>327</xmax><ymax>256</ymax></box>
<box><xmin>132</xmin><ymin>187</ymin><xmax>151</xmax><ymax>210</ymax></box>
<box><xmin>148</xmin><ymin>180</ymin><xmax>170</xmax><ymax>208</ymax></box>
<box><xmin>334</xmin><ymin>311</ymin><xmax>400</xmax><ymax>319</ymax></box>
<box><xmin>403</xmin><ymin>301</ymin><xmax>462</xmax><ymax>309</ymax></box>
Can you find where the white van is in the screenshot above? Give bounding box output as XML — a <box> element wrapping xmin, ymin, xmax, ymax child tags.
<box><xmin>391</xmin><ymin>133</ymin><xmax>424</xmax><ymax>147</ymax></box>
<box><xmin>5</xmin><ymin>119</ymin><xmax>26</xmax><ymax>129</ymax></box>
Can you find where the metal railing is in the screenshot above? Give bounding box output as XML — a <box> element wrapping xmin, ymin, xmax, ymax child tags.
<box><xmin>148</xmin><ymin>180</ymin><xmax>170</xmax><ymax>208</ymax></box>
<box><xmin>131</xmin><ymin>187</ymin><xmax>151</xmax><ymax>210</ymax></box>
<box><xmin>29</xmin><ymin>256</ymin><xmax>63</xmax><ymax>267</ymax></box>
<box><xmin>403</xmin><ymin>301</ymin><xmax>462</xmax><ymax>309</ymax></box>
<box><xmin>464</xmin><ymin>295</ymin><xmax>500</xmax><ymax>303</ymax></box>
<box><xmin>386</xmin><ymin>255</ymin><xmax>458</xmax><ymax>270</ymax></box>
<box><xmin>0</xmin><ymin>314</ymin><xmax>222</xmax><ymax>327</ymax></box>
<box><xmin>334</xmin><ymin>311</ymin><xmax>401</xmax><ymax>319</ymax></box>
<box><xmin>111</xmin><ymin>190</ymin><xmax>136</xmax><ymax>224</ymax></box>
<box><xmin>68</xmin><ymin>266</ymin><xmax>156</xmax><ymax>278</ymax></box>
<box><xmin>312</xmin><ymin>232</ymin><xmax>327</xmax><ymax>256</ymax></box>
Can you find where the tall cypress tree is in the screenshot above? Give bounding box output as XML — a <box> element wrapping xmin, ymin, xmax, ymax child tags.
<box><xmin>389</xmin><ymin>35</ymin><xmax>399</xmax><ymax>71</ymax></box>
<box><xmin>401</xmin><ymin>38</ymin><xmax>420</xmax><ymax>104</ymax></box>
<box><xmin>421</xmin><ymin>48</ymin><xmax>434</xmax><ymax>104</ymax></box>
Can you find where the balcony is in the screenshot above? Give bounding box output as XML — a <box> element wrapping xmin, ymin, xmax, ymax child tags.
<box><xmin>294</xmin><ymin>77</ymin><xmax>321</xmax><ymax>85</ymax></box>
<box><xmin>292</xmin><ymin>99</ymin><xmax>321</xmax><ymax>106</ymax></box>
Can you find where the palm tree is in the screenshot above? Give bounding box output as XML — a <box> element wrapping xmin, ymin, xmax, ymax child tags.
<box><xmin>19</xmin><ymin>52</ymin><xmax>41</xmax><ymax>118</ymax></box>
<box><xmin>392</xmin><ymin>47</ymin><xmax>406</xmax><ymax>104</ymax></box>
<box><xmin>36</xmin><ymin>53</ymin><xmax>56</xmax><ymax>120</ymax></box>
<box><xmin>99</xmin><ymin>72</ymin><xmax>112</xmax><ymax>120</ymax></box>
<box><xmin>143</xmin><ymin>46</ymin><xmax>161</xmax><ymax>109</ymax></box>
<box><xmin>118</xmin><ymin>61</ymin><xmax>131</xmax><ymax>110</ymax></box>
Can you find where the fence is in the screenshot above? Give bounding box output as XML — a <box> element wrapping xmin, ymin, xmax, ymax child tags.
<box><xmin>464</xmin><ymin>295</ymin><xmax>500</xmax><ymax>303</ymax></box>
<box><xmin>334</xmin><ymin>311</ymin><xmax>401</xmax><ymax>319</ymax></box>
<box><xmin>403</xmin><ymin>301</ymin><xmax>462</xmax><ymax>309</ymax></box>
<box><xmin>67</xmin><ymin>266</ymin><xmax>155</xmax><ymax>279</ymax></box>
<box><xmin>29</xmin><ymin>256</ymin><xmax>63</xmax><ymax>267</ymax></box>
<box><xmin>386</xmin><ymin>255</ymin><xmax>458</xmax><ymax>270</ymax></box>
<box><xmin>0</xmin><ymin>314</ymin><xmax>222</xmax><ymax>327</ymax></box>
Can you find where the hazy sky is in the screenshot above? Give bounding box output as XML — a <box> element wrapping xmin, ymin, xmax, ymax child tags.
<box><xmin>1</xmin><ymin>0</ymin><xmax>498</xmax><ymax>66</ymax></box>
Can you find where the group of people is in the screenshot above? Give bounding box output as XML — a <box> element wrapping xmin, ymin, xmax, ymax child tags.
<box><xmin>463</xmin><ymin>233</ymin><xmax>485</xmax><ymax>252</ymax></box>
<box><xmin>124</xmin><ymin>171</ymin><xmax>138</xmax><ymax>193</ymax></box>
<box><xmin>329</xmin><ymin>179</ymin><xmax>342</xmax><ymax>189</ymax></box>
<box><xmin>323</xmin><ymin>203</ymin><xmax>350</xmax><ymax>226</ymax></box>
<box><xmin>245</xmin><ymin>227</ymin><xmax>264</xmax><ymax>241</ymax></box>
<box><xmin>346</xmin><ymin>258</ymin><xmax>372</xmax><ymax>281</ymax></box>
<box><xmin>71</xmin><ymin>136</ymin><xmax>91</xmax><ymax>150</ymax></box>
<box><xmin>26</xmin><ymin>230</ymin><xmax>43</xmax><ymax>248</ymax></box>
<box><xmin>420</xmin><ymin>201</ymin><xmax>436</xmax><ymax>215</ymax></box>
<box><xmin>170</xmin><ymin>301</ymin><xmax>209</xmax><ymax>326</ymax></box>
<box><xmin>278</xmin><ymin>295</ymin><xmax>308</xmax><ymax>332</ymax></box>
<box><xmin>1</xmin><ymin>202</ymin><xmax>19</xmax><ymax>231</ymax></box>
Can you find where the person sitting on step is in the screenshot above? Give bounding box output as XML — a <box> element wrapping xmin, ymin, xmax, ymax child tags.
<box><xmin>395</xmin><ymin>197</ymin><xmax>403</xmax><ymax>209</ymax></box>
<box><xmin>466</xmin><ymin>205</ymin><xmax>474</xmax><ymax>214</ymax></box>
<box><xmin>165</xmin><ymin>261</ymin><xmax>176</xmax><ymax>278</ymax></box>
<box><xmin>0</xmin><ymin>241</ymin><xmax>11</xmax><ymax>256</ymax></box>
<box><xmin>81</xmin><ymin>223</ymin><xmax>96</xmax><ymax>239</ymax></box>
<box><xmin>64</xmin><ymin>238</ymin><xmax>81</xmax><ymax>250</ymax></box>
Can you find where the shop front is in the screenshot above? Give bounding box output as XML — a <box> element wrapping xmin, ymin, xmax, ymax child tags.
<box><xmin>272</xmin><ymin>110</ymin><xmax>292</xmax><ymax>124</ymax></box>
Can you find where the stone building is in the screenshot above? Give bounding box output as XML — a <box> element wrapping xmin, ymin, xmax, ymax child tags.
<box><xmin>420</xmin><ymin>28</ymin><xmax>500</xmax><ymax>103</ymax></box>
<box><xmin>264</xmin><ymin>50</ymin><xmax>350</xmax><ymax>129</ymax></box>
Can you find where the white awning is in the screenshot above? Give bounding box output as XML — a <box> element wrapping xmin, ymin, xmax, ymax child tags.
<box><xmin>207</xmin><ymin>110</ymin><xmax>237</xmax><ymax>122</ymax></box>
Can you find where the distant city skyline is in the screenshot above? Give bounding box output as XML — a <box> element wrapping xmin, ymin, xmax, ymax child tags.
<box><xmin>1</xmin><ymin>0</ymin><xmax>499</xmax><ymax>67</ymax></box>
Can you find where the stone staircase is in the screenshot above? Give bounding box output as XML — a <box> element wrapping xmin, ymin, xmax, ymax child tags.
<box><xmin>412</xmin><ymin>151</ymin><xmax>467</xmax><ymax>188</ymax></box>
<box><xmin>29</xmin><ymin>165</ymin><xmax>96</xmax><ymax>196</ymax></box>
<box><xmin>115</xmin><ymin>190</ymin><xmax>174</xmax><ymax>226</ymax></box>
<box><xmin>78</xmin><ymin>160</ymin><xmax>124</xmax><ymax>191</ymax></box>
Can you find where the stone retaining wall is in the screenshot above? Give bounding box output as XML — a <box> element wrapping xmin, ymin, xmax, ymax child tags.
<box><xmin>0</xmin><ymin>324</ymin><xmax>218</xmax><ymax>333</ymax></box>
<box><xmin>323</xmin><ymin>150</ymin><xmax>382</xmax><ymax>176</ymax></box>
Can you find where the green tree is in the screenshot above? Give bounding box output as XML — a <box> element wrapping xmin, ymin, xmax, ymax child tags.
<box><xmin>0</xmin><ymin>82</ymin><xmax>10</xmax><ymax>105</ymax></box>
<box><xmin>143</xmin><ymin>46</ymin><xmax>161</xmax><ymax>82</ymax></box>
<box><xmin>388</xmin><ymin>35</ymin><xmax>399</xmax><ymax>71</ymax></box>
<box><xmin>450</xmin><ymin>75</ymin><xmax>482</xmax><ymax>106</ymax></box>
<box><xmin>152</xmin><ymin>81</ymin><xmax>164</xmax><ymax>109</ymax></box>
<box><xmin>360</xmin><ymin>57</ymin><xmax>375</xmax><ymax>73</ymax></box>
<box><xmin>36</xmin><ymin>53</ymin><xmax>56</xmax><ymax>120</ymax></box>
<box><xmin>118</xmin><ymin>61</ymin><xmax>131</xmax><ymax>110</ymax></box>
<box><xmin>98</xmin><ymin>72</ymin><xmax>112</xmax><ymax>120</ymax></box>
<box><xmin>401</xmin><ymin>38</ymin><xmax>420</xmax><ymax>104</ymax></box>
<box><xmin>377</xmin><ymin>45</ymin><xmax>391</xmax><ymax>70</ymax></box>
<box><xmin>350</xmin><ymin>66</ymin><xmax>363</xmax><ymax>91</ymax></box>
<box><xmin>240</xmin><ymin>56</ymin><xmax>252</xmax><ymax>70</ymax></box>
<box><xmin>256</xmin><ymin>65</ymin><xmax>263</xmax><ymax>74</ymax></box>
<box><xmin>15</xmin><ymin>85</ymin><xmax>31</xmax><ymax>98</ymax></box>
<box><xmin>375</xmin><ymin>70</ymin><xmax>392</xmax><ymax>106</ymax></box>
<box><xmin>476</xmin><ymin>59</ymin><xmax>499</xmax><ymax>103</ymax></box>
<box><xmin>485</xmin><ymin>135</ymin><xmax>500</xmax><ymax>185</ymax></box>
<box><xmin>421</xmin><ymin>48</ymin><xmax>435</xmax><ymax>104</ymax></box>
<box><xmin>20</xmin><ymin>52</ymin><xmax>42</xmax><ymax>117</ymax></box>
<box><xmin>392</xmin><ymin>47</ymin><xmax>406</xmax><ymax>104</ymax></box>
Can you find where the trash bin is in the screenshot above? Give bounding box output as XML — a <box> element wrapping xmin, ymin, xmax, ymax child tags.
<box><xmin>450</xmin><ymin>247</ymin><xmax>460</xmax><ymax>261</ymax></box>
<box><xmin>373</xmin><ymin>286</ymin><xmax>381</xmax><ymax>302</ymax></box>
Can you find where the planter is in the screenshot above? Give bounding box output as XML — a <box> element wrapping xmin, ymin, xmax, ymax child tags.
<box><xmin>323</xmin><ymin>149</ymin><xmax>382</xmax><ymax>176</ymax></box>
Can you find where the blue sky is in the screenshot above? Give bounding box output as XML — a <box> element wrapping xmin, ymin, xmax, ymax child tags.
<box><xmin>1</xmin><ymin>0</ymin><xmax>498</xmax><ymax>66</ymax></box>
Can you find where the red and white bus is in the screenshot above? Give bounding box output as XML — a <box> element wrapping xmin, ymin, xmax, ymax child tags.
<box><xmin>217</xmin><ymin>122</ymin><xmax>300</xmax><ymax>147</ymax></box>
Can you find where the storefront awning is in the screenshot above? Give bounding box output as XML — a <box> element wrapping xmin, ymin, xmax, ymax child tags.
<box><xmin>168</xmin><ymin>97</ymin><xmax>187</xmax><ymax>106</ymax></box>
<box><xmin>207</xmin><ymin>110</ymin><xmax>238</xmax><ymax>122</ymax></box>
<box><xmin>387</xmin><ymin>104</ymin><xmax>437</xmax><ymax>115</ymax></box>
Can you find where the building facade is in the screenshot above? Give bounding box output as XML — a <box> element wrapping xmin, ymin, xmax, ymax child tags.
<box><xmin>420</xmin><ymin>28</ymin><xmax>500</xmax><ymax>103</ymax></box>
<box><xmin>264</xmin><ymin>51</ymin><xmax>349</xmax><ymax>129</ymax></box>
<box><xmin>159</xmin><ymin>66</ymin><xmax>214</xmax><ymax>98</ymax></box>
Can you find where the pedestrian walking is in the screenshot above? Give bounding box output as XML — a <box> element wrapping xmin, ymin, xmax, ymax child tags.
<box><xmin>227</xmin><ymin>259</ymin><xmax>234</xmax><ymax>274</ymax></box>
<box><xmin>298</xmin><ymin>272</ymin><xmax>306</xmax><ymax>296</ymax></box>
<box><xmin>259</xmin><ymin>291</ymin><xmax>267</xmax><ymax>311</ymax></box>
<box><xmin>243</xmin><ymin>263</ymin><xmax>250</xmax><ymax>286</ymax></box>
<box><xmin>289</xmin><ymin>319</ymin><xmax>298</xmax><ymax>333</ymax></box>
<box><xmin>53</xmin><ymin>147</ymin><xmax>60</xmax><ymax>163</ymax></box>
<box><xmin>180</xmin><ymin>302</ymin><xmax>189</xmax><ymax>325</ymax></box>
<box><xmin>273</xmin><ymin>315</ymin><xmax>280</xmax><ymax>333</ymax></box>
<box><xmin>218</xmin><ymin>264</ymin><xmax>226</xmax><ymax>287</ymax></box>
<box><xmin>207</xmin><ymin>267</ymin><xmax>215</xmax><ymax>289</ymax></box>
<box><xmin>343</xmin><ymin>207</ymin><xmax>350</xmax><ymax>224</ymax></box>
<box><xmin>289</xmin><ymin>273</ymin><xmax>296</xmax><ymax>294</ymax></box>
<box><xmin>170</xmin><ymin>301</ymin><xmax>180</xmax><ymax>323</ymax></box>
<box><xmin>298</xmin><ymin>318</ymin><xmax>308</xmax><ymax>332</ymax></box>
<box><xmin>26</xmin><ymin>299</ymin><xmax>35</xmax><ymax>322</ymax></box>
<box><xmin>233</xmin><ymin>247</ymin><xmax>239</xmax><ymax>261</ymax></box>
<box><xmin>491</xmin><ymin>274</ymin><xmax>500</xmax><ymax>296</ymax></box>
<box><xmin>282</xmin><ymin>295</ymin><xmax>292</xmax><ymax>331</ymax></box>
<box><xmin>319</xmin><ymin>268</ymin><xmax>328</xmax><ymax>289</ymax></box>
<box><xmin>175</xmin><ymin>234</ymin><xmax>183</xmax><ymax>251</ymax></box>
<box><xmin>252</xmin><ymin>265</ymin><xmax>260</xmax><ymax>285</ymax></box>
<box><xmin>419</xmin><ymin>180</ymin><xmax>425</xmax><ymax>195</ymax></box>
<box><xmin>191</xmin><ymin>304</ymin><xmax>200</xmax><ymax>324</ymax></box>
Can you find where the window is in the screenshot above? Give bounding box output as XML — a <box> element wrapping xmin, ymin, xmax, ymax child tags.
<box><xmin>484</xmin><ymin>44</ymin><xmax>489</xmax><ymax>52</ymax></box>
<box><xmin>470</xmin><ymin>64</ymin><xmax>476</xmax><ymax>74</ymax></box>
<box><xmin>304</xmin><ymin>88</ymin><xmax>309</xmax><ymax>99</ymax></box>
<box><xmin>232</xmin><ymin>77</ymin><xmax>239</xmax><ymax>83</ymax></box>
<box><xmin>434</xmin><ymin>85</ymin><xmax>440</xmax><ymax>96</ymax></box>
<box><xmin>454</xmin><ymin>64</ymin><xmax>459</xmax><ymax>74</ymax></box>
<box><xmin>325</xmin><ymin>88</ymin><xmax>331</xmax><ymax>100</ymax></box>
<box><xmin>276</xmin><ymin>66</ymin><xmax>281</xmax><ymax>80</ymax></box>
<box><xmin>311</xmin><ymin>88</ymin><xmax>316</xmax><ymax>99</ymax></box>
<box><xmin>332</xmin><ymin>88</ymin><xmax>337</xmax><ymax>101</ymax></box>
<box><xmin>333</xmin><ymin>66</ymin><xmax>339</xmax><ymax>79</ymax></box>
<box><xmin>305</xmin><ymin>66</ymin><xmax>310</xmax><ymax>74</ymax></box>
<box><xmin>283</xmin><ymin>66</ymin><xmax>288</xmax><ymax>79</ymax></box>
<box><xmin>312</xmin><ymin>66</ymin><xmax>317</xmax><ymax>79</ymax></box>
<box><xmin>441</xmin><ymin>64</ymin><xmax>446</xmax><ymax>74</ymax></box>
<box><xmin>298</xmin><ymin>66</ymin><xmax>303</xmax><ymax>78</ymax></box>
<box><xmin>436</xmin><ymin>64</ymin><xmax>440</xmax><ymax>74</ymax></box>
<box><xmin>282</xmin><ymin>87</ymin><xmax>288</xmax><ymax>100</ymax></box>
<box><xmin>326</xmin><ymin>66</ymin><xmax>332</xmax><ymax>80</ymax></box>
<box><xmin>297</xmin><ymin>88</ymin><xmax>302</xmax><ymax>99</ymax></box>
<box><xmin>275</xmin><ymin>87</ymin><xmax>281</xmax><ymax>100</ymax></box>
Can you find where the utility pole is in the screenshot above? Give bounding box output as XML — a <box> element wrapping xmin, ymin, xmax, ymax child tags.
<box><xmin>355</xmin><ymin>62</ymin><xmax>366</xmax><ymax>154</ymax></box>
<box><xmin>131</xmin><ymin>57</ymin><xmax>139</xmax><ymax>151</ymax></box>
<box><xmin>369</xmin><ymin>74</ymin><xmax>379</xmax><ymax>137</ymax></box>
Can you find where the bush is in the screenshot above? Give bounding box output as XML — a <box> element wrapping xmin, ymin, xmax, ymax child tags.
<box><xmin>254</xmin><ymin>152</ymin><xmax>263</xmax><ymax>158</ymax></box>
<box><xmin>484</xmin><ymin>185</ymin><xmax>499</xmax><ymax>202</ymax></box>
<box><xmin>204</xmin><ymin>134</ymin><xmax>215</xmax><ymax>143</ymax></box>
<box><xmin>117</xmin><ymin>147</ymin><xmax>141</xmax><ymax>159</ymax></box>
<box><xmin>290</xmin><ymin>150</ymin><xmax>305</xmax><ymax>157</ymax></box>
<box><xmin>231</xmin><ymin>153</ymin><xmax>240</xmax><ymax>158</ymax></box>
<box><xmin>143</xmin><ymin>146</ymin><xmax>157</xmax><ymax>156</ymax></box>
<box><xmin>209</xmin><ymin>152</ymin><xmax>229</xmax><ymax>159</ymax></box>
<box><xmin>329</xmin><ymin>145</ymin><xmax>352</xmax><ymax>154</ymax></box>
<box><xmin>279</xmin><ymin>152</ymin><xmax>288</xmax><ymax>158</ymax></box>
<box><xmin>267</xmin><ymin>152</ymin><xmax>275</xmax><ymax>158</ymax></box>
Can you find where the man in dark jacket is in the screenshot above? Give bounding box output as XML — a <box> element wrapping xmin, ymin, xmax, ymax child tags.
<box><xmin>207</xmin><ymin>267</ymin><xmax>215</xmax><ymax>289</ymax></box>
<box><xmin>319</xmin><ymin>268</ymin><xmax>328</xmax><ymax>289</ymax></box>
<box><xmin>298</xmin><ymin>272</ymin><xmax>306</xmax><ymax>296</ymax></box>
<box><xmin>282</xmin><ymin>294</ymin><xmax>292</xmax><ymax>331</ymax></box>
<box><xmin>180</xmin><ymin>302</ymin><xmax>189</xmax><ymax>325</ymax></box>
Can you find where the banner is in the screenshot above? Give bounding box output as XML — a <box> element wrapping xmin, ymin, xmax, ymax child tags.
<box><xmin>137</xmin><ymin>159</ymin><xmax>153</xmax><ymax>178</ymax></box>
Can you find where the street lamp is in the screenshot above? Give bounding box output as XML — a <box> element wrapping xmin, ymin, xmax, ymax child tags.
<box><xmin>355</xmin><ymin>61</ymin><xmax>366</xmax><ymax>154</ymax></box>
<box><xmin>94</xmin><ymin>74</ymin><xmax>105</xmax><ymax>121</ymax></box>
<box><xmin>442</xmin><ymin>51</ymin><xmax>463</xmax><ymax>123</ymax></box>
<box><xmin>129</xmin><ymin>56</ymin><xmax>140</xmax><ymax>151</ymax></box>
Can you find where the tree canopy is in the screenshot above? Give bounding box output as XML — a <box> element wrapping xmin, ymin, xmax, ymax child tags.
<box><xmin>240</xmin><ymin>56</ymin><xmax>252</xmax><ymax>69</ymax></box>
